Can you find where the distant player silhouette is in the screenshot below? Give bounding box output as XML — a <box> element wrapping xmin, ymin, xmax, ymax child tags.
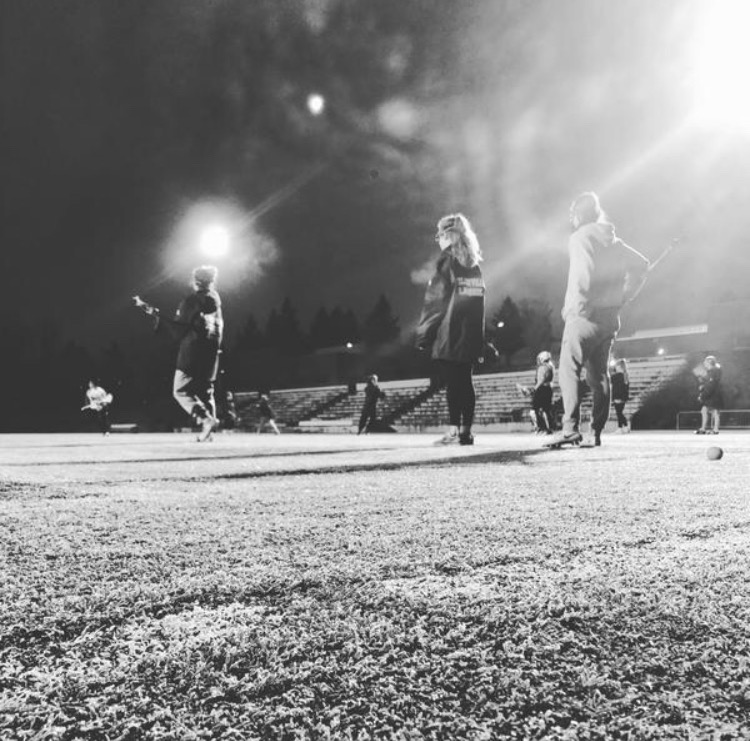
<box><xmin>358</xmin><ymin>375</ymin><xmax>385</xmax><ymax>434</ymax></box>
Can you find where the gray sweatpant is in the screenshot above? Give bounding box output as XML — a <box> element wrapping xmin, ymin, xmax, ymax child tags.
<box><xmin>558</xmin><ymin>311</ymin><xmax>619</xmax><ymax>435</ymax></box>
<box><xmin>173</xmin><ymin>370</ymin><xmax>216</xmax><ymax>422</ymax></box>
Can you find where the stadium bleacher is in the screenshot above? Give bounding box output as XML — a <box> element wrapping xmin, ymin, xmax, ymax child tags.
<box><xmin>233</xmin><ymin>355</ymin><xmax>689</xmax><ymax>432</ymax></box>
<box><xmin>234</xmin><ymin>384</ymin><xmax>348</xmax><ymax>430</ymax></box>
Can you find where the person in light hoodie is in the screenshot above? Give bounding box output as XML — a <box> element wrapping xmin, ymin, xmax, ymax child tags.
<box><xmin>546</xmin><ymin>192</ymin><xmax>649</xmax><ymax>448</ymax></box>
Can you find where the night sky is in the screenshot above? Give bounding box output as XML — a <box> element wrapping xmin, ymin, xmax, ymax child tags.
<box><xmin>3</xmin><ymin>0</ymin><xmax>750</xmax><ymax>351</ymax></box>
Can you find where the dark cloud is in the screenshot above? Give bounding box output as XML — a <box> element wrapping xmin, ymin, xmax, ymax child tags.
<box><xmin>2</xmin><ymin>0</ymin><xmax>748</xmax><ymax>349</ymax></box>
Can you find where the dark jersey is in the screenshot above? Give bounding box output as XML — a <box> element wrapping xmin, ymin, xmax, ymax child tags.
<box><xmin>363</xmin><ymin>381</ymin><xmax>385</xmax><ymax>409</ymax></box>
<box><xmin>611</xmin><ymin>371</ymin><xmax>630</xmax><ymax>403</ymax></box>
<box><xmin>698</xmin><ymin>366</ymin><xmax>722</xmax><ymax>408</ymax></box>
<box><xmin>259</xmin><ymin>399</ymin><xmax>274</xmax><ymax>419</ymax></box>
<box><xmin>415</xmin><ymin>251</ymin><xmax>485</xmax><ymax>363</ymax></box>
<box><xmin>175</xmin><ymin>288</ymin><xmax>223</xmax><ymax>378</ymax></box>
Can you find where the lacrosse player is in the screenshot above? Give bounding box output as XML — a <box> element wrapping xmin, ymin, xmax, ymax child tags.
<box><xmin>546</xmin><ymin>193</ymin><xmax>649</xmax><ymax>448</ymax></box>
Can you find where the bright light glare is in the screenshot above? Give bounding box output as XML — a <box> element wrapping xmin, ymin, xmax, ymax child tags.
<box><xmin>692</xmin><ymin>1</ymin><xmax>750</xmax><ymax>131</ymax></box>
<box><xmin>307</xmin><ymin>93</ymin><xmax>325</xmax><ymax>116</ymax></box>
<box><xmin>199</xmin><ymin>225</ymin><xmax>231</xmax><ymax>258</ymax></box>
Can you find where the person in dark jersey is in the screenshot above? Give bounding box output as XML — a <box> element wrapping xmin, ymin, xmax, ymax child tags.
<box><xmin>358</xmin><ymin>374</ymin><xmax>386</xmax><ymax>434</ymax></box>
<box><xmin>416</xmin><ymin>213</ymin><xmax>486</xmax><ymax>446</ymax></box>
<box><xmin>257</xmin><ymin>394</ymin><xmax>281</xmax><ymax>435</ymax></box>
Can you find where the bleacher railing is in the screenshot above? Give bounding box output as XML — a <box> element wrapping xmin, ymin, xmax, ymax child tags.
<box><xmin>676</xmin><ymin>409</ymin><xmax>750</xmax><ymax>430</ymax></box>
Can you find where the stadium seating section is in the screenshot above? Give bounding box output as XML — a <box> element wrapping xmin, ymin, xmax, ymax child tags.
<box><xmin>234</xmin><ymin>354</ymin><xmax>688</xmax><ymax>432</ymax></box>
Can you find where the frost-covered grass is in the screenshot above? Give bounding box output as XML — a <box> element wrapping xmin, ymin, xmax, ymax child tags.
<box><xmin>1</xmin><ymin>433</ymin><xmax>749</xmax><ymax>739</ymax></box>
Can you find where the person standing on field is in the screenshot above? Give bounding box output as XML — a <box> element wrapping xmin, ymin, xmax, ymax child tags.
<box><xmin>695</xmin><ymin>354</ymin><xmax>722</xmax><ymax>435</ymax></box>
<box><xmin>83</xmin><ymin>379</ymin><xmax>112</xmax><ymax>435</ymax></box>
<box><xmin>133</xmin><ymin>265</ymin><xmax>223</xmax><ymax>442</ymax></box>
<box><xmin>531</xmin><ymin>351</ymin><xmax>555</xmax><ymax>434</ymax></box>
<box><xmin>170</xmin><ymin>265</ymin><xmax>224</xmax><ymax>442</ymax></box>
<box><xmin>546</xmin><ymin>192</ymin><xmax>649</xmax><ymax>448</ymax></box>
<box><xmin>358</xmin><ymin>374</ymin><xmax>386</xmax><ymax>434</ymax></box>
<box><xmin>610</xmin><ymin>358</ymin><xmax>630</xmax><ymax>432</ymax></box>
<box><xmin>416</xmin><ymin>213</ymin><xmax>486</xmax><ymax>446</ymax></box>
<box><xmin>257</xmin><ymin>394</ymin><xmax>281</xmax><ymax>435</ymax></box>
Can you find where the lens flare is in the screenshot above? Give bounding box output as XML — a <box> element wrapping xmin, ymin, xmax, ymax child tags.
<box><xmin>199</xmin><ymin>225</ymin><xmax>231</xmax><ymax>259</ymax></box>
<box><xmin>307</xmin><ymin>93</ymin><xmax>326</xmax><ymax>116</ymax></box>
<box><xmin>692</xmin><ymin>0</ymin><xmax>750</xmax><ymax>131</ymax></box>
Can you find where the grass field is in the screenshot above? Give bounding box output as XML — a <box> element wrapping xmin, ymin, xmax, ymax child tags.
<box><xmin>1</xmin><ymin>431</ymin><xmax>749</xmax><ymax>740</ymax></box>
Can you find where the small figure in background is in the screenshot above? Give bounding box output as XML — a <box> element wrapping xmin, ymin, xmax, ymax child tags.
<box><xmin>517</xmin><ymin>352</ymin><xmax>555</xmax><ymax>433</ymax></box>
<box><xmin>358</xmin><ymin>374</ymin><xmax>386</xmax><ymax>434</ymax></box>
<box><xmin>257</xmin><ymin>394</ymin><xmax>281</xmax><ymax>435</ymax></box>
<box><xmin>82</xmin><ymin>379</ymin><xmax>113</xmax><ymax>435</ymax></box>
<box><xmin>695</xmin><ymin>355</ymin><xmax>722</xmax><ymax>435</ymax></box>
<box><xmin>531</xmin><ymin>351</ymin><xmax>555</xmax><ymax>434</ymax></box>
<box><xmin>221</xmin><ymin>390</ymin><xmax>238</xmax><ymax>431</ymax></box>
<box><xmin>610</xmin><ymin>358</ymin><xmax>630</xmax><ymax>433</ymax></box>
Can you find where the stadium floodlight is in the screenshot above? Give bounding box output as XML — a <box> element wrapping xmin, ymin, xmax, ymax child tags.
<box><xmin>691</xmin><ymin>0</ymin><xmax>750</xmax><ymax>131</ymax></box>
<box><xmin>199</xmin><ymin>225</ymin><xmax>231</xmax><ymax>259</ymax></box>
<box><xmin>496</xmin><ymin>321</ymin><xmax>505</xmax><ymax>328</ymax></box>
<box><xmin>307</xmin><ymin>93</ymin><xmax>326</xmax><ymax>116</ymax></box>
<box><xmin>657</xmin><ymin>347</ymin><xmax>666</xmax><ymax>356</ymax></box>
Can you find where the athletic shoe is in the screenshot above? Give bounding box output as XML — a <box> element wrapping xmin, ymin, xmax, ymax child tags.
<box><xmin>543</xmin><ymin>431</ymin><xmax>583</xmax><ymax>448</ymax></box>
<box><xmin>434</xmin><ymin>430</ymin><xmax>459</xmax><ymax>445</ymax></box>
<box><xmin>694</xmin><ymin>429</ymin><xmax>707</xmax><ymax>435</ymax></box>
<box><xmin>583</xmin><ymin>431</ymin><xmax>602</xmax><ymax>447</ymax></box>
<box><xmin>459</xmin><ymin>432</ymin><xmax>474</xmax><ymax>446</ymax></box>
<box><xmin>197</xmin><ymin>416</ymin><xmax>216</xmax><ymax>442</ymax></box>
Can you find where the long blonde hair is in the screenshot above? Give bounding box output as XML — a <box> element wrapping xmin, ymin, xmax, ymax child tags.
<box><xmin>613</xmin><ymin>358</ymin><xmax>629</xmax><ymax>383</ymax></box>
<box><xmin>437</xmin><ymin>213</ymin><xmax>483</xmax><ymax>268</ymax></box>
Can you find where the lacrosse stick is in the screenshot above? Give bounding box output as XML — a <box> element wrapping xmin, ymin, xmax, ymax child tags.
<box><xmin>648</xmin><ymin>237</ymin><xmax>682</xmax><ymax>273</ymax></box>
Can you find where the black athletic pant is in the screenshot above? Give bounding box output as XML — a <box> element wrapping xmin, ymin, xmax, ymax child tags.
<box><xmin>532</xmin><ymin>386</ymin><xmax>553</xmax><ymax>432</ymax></box>
<box><xmin>96</xmin><ymin>408</ymin><xmax>110</xmax><ymax>434</ymax></box>
<box><xmin>614</xmin><ymin>402</ymin><xmax>627</xmax><ymax>427</ymax></box>
<box><xmin>436</xmin><ymin>360</ymin><xmax>476</xmax><ymax>427</ymax></box>
<box><xmin>358</xmin><ymin>404</ymin><xmax>377</xmax><ymax>433</ymax></box>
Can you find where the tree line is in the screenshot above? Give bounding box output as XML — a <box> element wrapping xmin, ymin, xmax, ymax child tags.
<box><xmin>0</xmin><ymin>295</ymin><xmax>557</xmax><ymax>432</ymax></box>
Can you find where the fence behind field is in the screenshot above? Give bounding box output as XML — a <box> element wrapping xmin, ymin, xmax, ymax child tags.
<box><xmin>676</xmin><ymin>409</ymin><xmax>750</xmax><ymax>430</ymax></box>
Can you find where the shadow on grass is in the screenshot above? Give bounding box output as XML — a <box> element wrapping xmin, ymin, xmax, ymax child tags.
<box><xmin>210</xmin><ymin>447</ymin><xmax>553</xmax><ymax>480</ymax></box>
<box><xmin>1</xmin><ymin>447</ymin><xmax>402</xmax><ymax>467</ymax></box>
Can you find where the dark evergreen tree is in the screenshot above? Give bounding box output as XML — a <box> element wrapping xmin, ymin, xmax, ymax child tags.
<box><xmin>491</xmin><ymin>297</ymin><xmax>525</xmax><ymax>366</ymax></box>
<box><xmin>519</xmin><ymin>299</ymin><xmax>553</xmax><ymax>360</ymax></box>
<box><xmin>101</xmin><ymin>342</ymin><xmax>135</xmax><ymax>406</ymax></box>
<box><xmin>264</xmin><ymin>308</ymin><xmax>282</xmax><ymax>349</ymax></box>
<box><xmin>277</xmin><ymin>297</ymin><xmax>306</xmax><ymax>353</ymax></box>
<box><xmin>59</xmin><ymin>340</ymin><xmax>94</xmax><ymax>400</ymax></box>
<box><xmin>362</xmin><ymin>294</ymin><xmax>400</xmax><ymax>346</ymax></box>
<box><xmin>343</xmin><ymin>309</ymin><xmax>361</xmax><ymax>345</ymax></box>
<box><xmin>225</xmin><ymin>313</ymin><xmax>264</xmax><ymax>389</ymax></box>
<box><xmin>328</xmin><ymin>306</ymin><xmax>349</xmax><ymax>346</ymax></box>
<box><xmin>239</xmin><ymin>314</ymin><xmax>265</xmax><ymax>350</ymax></box>
<box><xmin>309</xmin><ymin>307</ymin><xmax>332</xmax><ymax>349</ymax></box>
